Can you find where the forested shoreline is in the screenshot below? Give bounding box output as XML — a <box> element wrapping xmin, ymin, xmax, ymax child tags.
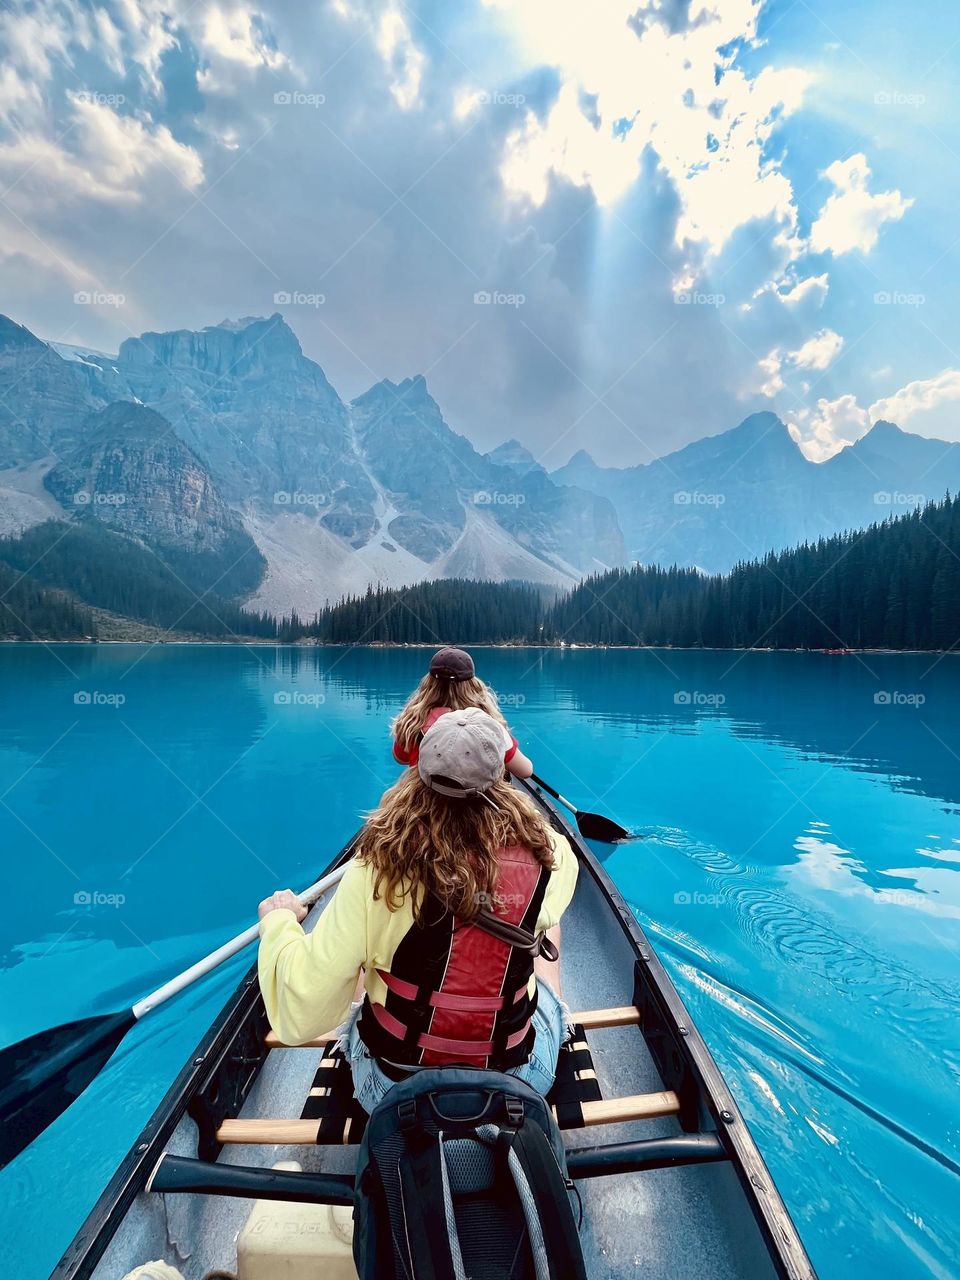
<box><xmin>2</xmin><ymin>496</ymin><xmax>959</xmax><ymax>650</ymax></box>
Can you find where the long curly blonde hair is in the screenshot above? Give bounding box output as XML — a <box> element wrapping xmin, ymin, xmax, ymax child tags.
<box><xmin>356</xmin><ymin>769</ymin><xmax>555</xmax><ymax>922</ymax></box>
<box><xmin>391</xmin><ymin>672</ymin><xmax>507</xmax><ymax>756</ymax></box>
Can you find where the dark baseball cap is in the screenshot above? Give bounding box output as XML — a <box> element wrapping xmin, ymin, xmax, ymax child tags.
<box><xmin>429</xmin><ymin>647</ymin><xmax>475</xmax><ymax>681</ymax></box>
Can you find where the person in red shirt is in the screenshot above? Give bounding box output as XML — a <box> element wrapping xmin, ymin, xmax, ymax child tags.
<box><xmin>392</xmin><ymin>647</ymin><xmax>533</xmax><ymax>778</ymax></box>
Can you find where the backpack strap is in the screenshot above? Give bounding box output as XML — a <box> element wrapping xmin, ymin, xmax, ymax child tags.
<box><xmin>397</xmin><ymin>1136</ymin><xmax>461</xmax><ymax>1280</ymax></box>
<box><xmin>495</xmin><ymin>1120</ymin><xmax>588</xmax><ymax>1280</ymax></box>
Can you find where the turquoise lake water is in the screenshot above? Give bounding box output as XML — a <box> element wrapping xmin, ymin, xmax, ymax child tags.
<box><xmin>0</xmin><ymin>644</ymin><xmax>958</xmax><ymax>1279</ymax></box>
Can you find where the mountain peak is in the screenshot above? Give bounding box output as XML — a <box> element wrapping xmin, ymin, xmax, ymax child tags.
<box><xmin>119</xmin><ymin>312</ymin><xmax>302</xmax><ymax>371</ymax></box>
<box><xmin>396</xmin><ymin>373</ymin><xmax>429</xmax><ymax>397</ymax></box>
<box><xmin>209</xmin><ymin>315</ymin><xmax>273</xmax><ymax>333</ymax></box>
<box><xmin>352</xmin><ymin>373</ymin><xmax>435</xmax><ymax>411</ymax></box>
<box><xmin>567</xmin><ymin>448</ymin><xmax>598</xmax><ymax>468</ymax></box>
<box><xmin>730</xmin><ymin>411</ymin><xmax>790</xmax><ymax>439</ymax></box>
<box><xmin>0</xmin><ymin>314</ymin><xmax>45</xmax><ymax>352</ymax></box>
<box><xmin>861</xmin><ymin>419</ymin><xmax>903</xmax><ymax>441</ymax></box>
<box><xmin>487</xmin><ymin>438</ymin><xmax>544</xmax><ymax>476</ymax></box>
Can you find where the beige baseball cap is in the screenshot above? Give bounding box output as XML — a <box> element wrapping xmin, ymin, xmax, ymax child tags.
<box><xmin>417</xmin><ymin>707</ymin><xmax>504</xmax><ymax>802</ymax></box>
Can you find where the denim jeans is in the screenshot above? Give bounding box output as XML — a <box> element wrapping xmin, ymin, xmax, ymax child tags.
<box><xmin>345</xmin><ymin>978</ymin><xmax>568</xmax><ymax>1114</ymax></box>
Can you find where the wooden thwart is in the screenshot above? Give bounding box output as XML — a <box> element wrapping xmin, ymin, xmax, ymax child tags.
<box><xmin>216</xmin><ymin>1088</ymin><xmax>678</xmax><ymax>1145</ymax></box>
<box><xmin>574</xmin><ymin>1006</ymin><xmax>642</xmax><ymax>1031</ymax></box>
<box><xmin>263</xmin><ymin>1005</ymin><xmax>642</xmax><ymax>1050</ymax></box>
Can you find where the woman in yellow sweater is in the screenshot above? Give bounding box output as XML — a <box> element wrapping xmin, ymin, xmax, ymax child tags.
<box><xmin>257</xmin><ymin>709</ymin><xmax>577</xmax><ymax>1111</ymax></box>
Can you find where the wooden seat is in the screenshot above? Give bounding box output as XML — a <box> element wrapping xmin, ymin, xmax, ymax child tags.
<box><xmin>222</xmin><ymin>1006</ymin><xmax>668</xmax><ymax>1149</ymax></box>
<box><xmin>263</xmin><ymin>1005</ymin><xmax>642</xmax><ymax>1049</ymax></box>
<box><xmin>216</xmin><ymin>1090</ymin><xmax>679</xmax><ymax>1145</ymax></box>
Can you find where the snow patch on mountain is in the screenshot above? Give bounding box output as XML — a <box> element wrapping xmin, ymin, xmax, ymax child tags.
<box><xmin>0</xmin><ymin>459</ymin><xmax>65</xmax><ymax>537</ymax></box>
<box><xmin>47</xmin><ymin>341</ymin><xmax>117</xmax><ymax>367</ymax></box>
<box><xmin>241</xmin><ymin>502</ymin><xmax>578</xmax><ymax>616</ymax></box>
<box><xmin>435</xmin><ymin>507</ymin><xmax>575</xmax><ymax>586</ymax></box>
<box><xmin>241</xmin><ymin>507</ymin><xmax>432</xmax><ymax>615</ymax></box>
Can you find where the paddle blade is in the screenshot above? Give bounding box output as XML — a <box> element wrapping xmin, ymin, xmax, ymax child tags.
<box><xmin>575</xmin><ymin>810</ymin><xmax>630</xmax><ymax>843</ymax></box>
<box><xmin>0</xmin><ymin>1009</ymin><xmax>135</xmax><ymax>1171</ymax></box>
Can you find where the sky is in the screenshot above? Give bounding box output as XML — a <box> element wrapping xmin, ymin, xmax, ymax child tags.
<box><xmin>1</xmin><ymin>0</ymin><xmax>958</xmax><ymax>468</ymax></box>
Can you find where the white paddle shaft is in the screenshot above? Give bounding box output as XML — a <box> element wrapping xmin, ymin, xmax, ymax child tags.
<box><xmin>131</xmin><ymin>861</ymin><xmax>351</xmax><ymax>1021</ymax></box>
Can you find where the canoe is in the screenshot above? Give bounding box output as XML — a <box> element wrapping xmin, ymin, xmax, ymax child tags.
<box><xmin>53</xmin><ymin>781</ymin><xmax>817</xmax><ymax>1280</ymax></box>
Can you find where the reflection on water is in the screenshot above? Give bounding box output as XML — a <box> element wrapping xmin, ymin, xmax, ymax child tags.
<box><xmin>0</xmin><ymin>644</ymin><xmax>958</xmax><ymax>1280</ymax></box>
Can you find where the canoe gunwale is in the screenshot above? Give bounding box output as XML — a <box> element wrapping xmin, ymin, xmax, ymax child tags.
<box><xmin>525</xmin><ymin>780</ymin><xmax>816</xmax><ymax>1280</ymax></box>
<box><xmin>51</xmin><ymin>836</ymin><xmax>358</xmax><ymax>1280</ymax></box>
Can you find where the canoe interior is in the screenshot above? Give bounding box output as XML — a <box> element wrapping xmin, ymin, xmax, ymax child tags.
<box><xmin>54</xmin><ymin>788</ymin><xmax>815</xmax><ymax>1280</ymax></box>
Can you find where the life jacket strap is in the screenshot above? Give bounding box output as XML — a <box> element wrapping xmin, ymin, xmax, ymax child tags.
<box><xmin>370</xmin><ymin>1000</ymin><xmax>533</xmax><ymax>1058</ymax></box>
<box><xmin>474</xmin><ymin>908</ymin><xmax>556</xmax><ymax>959</ymax></box>
<box><xmin>377</xmin><ymin>968</ymin><xmax>527</xmax><ymax>1012</ymax></box>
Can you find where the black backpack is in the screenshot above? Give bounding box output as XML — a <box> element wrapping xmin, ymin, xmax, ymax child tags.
<box><xmin>352</xmin><ymin>1067</ymin><xmax>587</xmax><ymax>1280</ymax></box>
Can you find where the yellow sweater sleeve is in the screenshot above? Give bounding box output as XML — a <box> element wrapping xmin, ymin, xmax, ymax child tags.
<box><xmin>257</xmin><ymin>858</ymin><xmax>368</xmax><ymax>1044</ymax></box>
<box><xmin>537</xmin><ymin>829</ymin><xmax>579</xmax><ymax>930</ymax></box>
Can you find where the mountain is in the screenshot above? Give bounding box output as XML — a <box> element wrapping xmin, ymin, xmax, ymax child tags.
<box><xmin>485</xmin><ymin>439</ymin><xmax>546</xmax><ymax>477</ymax></box>
<box><xmin>0</xmin><ymin>317</ymin><xmax>104</xmax><ymax>466</ymax></box>
<box><xmin>4</xmin><ymin>305</ymin><xmax>958</xmax><ymax>613</ymax></box>
<box><xmin>44</xmin><ymin>401</ymin><xmax>264</xmax><ymax>597</ymax></box>
<box><xmin>0</xmin><ymin>313</ymin><xmax>624</xmax><ymax>613</ymax></box>
<box><xmin>552</xmin><ymin>412</ymin><xmax>960</xmax><ymax>573</ymax></box>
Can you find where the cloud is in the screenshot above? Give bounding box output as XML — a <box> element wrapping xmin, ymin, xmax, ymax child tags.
<box><xmin>201</xmin><ymin>5</ymin><xmax>286</xmax><ymax>68</ymax></box>
<box><xmin>748</xmin><ymin>328</ymin><xmax>844</xmax><ymax>401</ymax></box>
<box><xmin>809</xmin><ymin>153</ymin><xmax>913</xmax><ymax>256</ymax></box>
<box><xmin>792</xmin><ymin>328</ymin><xmax>844</xmax><ymax>371</ymax></box>
<box><xmin>787</xmin><ymin>393</ymin><xmax>869</xmax><ymax>461</ymax></box>
<box><xmin>774</xmin><ymin>272</ymin><xmax>829</xmax><ymax>309</ymax></box>
<box><xmin>756</xmin><ymin>349</ymin><xmax>787</xmax><ymax>398</ymax></box>
<box><xmin>0</xmin><ymin>0</ymin><xmax>934</xmax><ymax>471</ymax></box>
<box><xmin>869</xmin><ymin>368</ymin><xmax>960</xmax><ymax>427</ymax></box>
<box><xmin>788</xmin><ymin>368</ymin><xmax>960</xmax><ymax>460</ymax></box>
<box><xmin>490</xmin><ymin>0</ymin><xmax>812</xmax><ymax>267</ymax></box>
<box><xmin>375</xmin><ymin>7</ymin><xmax>425</xmax><ymax>110</ymax></box>
<box><xmin>0</xmin><ymin>94</ymin><xmax>204</xmax><ymax>207</ymax></box>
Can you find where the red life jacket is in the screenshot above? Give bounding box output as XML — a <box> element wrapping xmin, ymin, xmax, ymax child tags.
<box><xmin>358</xmin><ymin>845</ymin><xmax>551</xmax><ymax>1072</ymax></box>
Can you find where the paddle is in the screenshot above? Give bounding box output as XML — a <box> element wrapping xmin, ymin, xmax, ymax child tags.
<box><xmin>0</xmin><ymin>859</ymin><xmax>352</xmax><ymax>1172</ymax></box>
<box><xmin>530</xmin><ymin>773</ymin><xmax>630</xmax><ymax>843</ymax></box>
